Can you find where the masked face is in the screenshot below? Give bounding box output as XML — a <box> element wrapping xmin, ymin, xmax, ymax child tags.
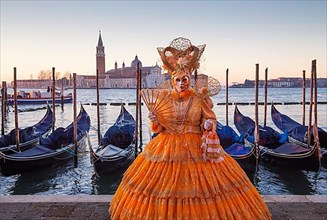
<box><xmin>172</xmin><ymin>70</ymin><xmax>191</xmax><ymax>93</ymax></box>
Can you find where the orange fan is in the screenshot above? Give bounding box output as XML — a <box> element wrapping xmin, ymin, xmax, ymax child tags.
<box><xmin>140</xmin><ymin>89</ymin><xmax>174</xmax><ymax>126</ymax></box>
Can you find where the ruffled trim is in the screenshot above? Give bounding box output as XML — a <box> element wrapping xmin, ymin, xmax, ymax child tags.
<box><xmin>121</xmin><ymin>154</ymin><xmax>252</xmax><ymax>198</ymax></box>
<box><xmin>114</xmin><ymin>134</ymin><xmax>254</xmax><ymax>199</ymax></box>
<box><xmin>110</xmin><ymin>186</ymin><xmax>271</xmax><ymax>220</ymax></box>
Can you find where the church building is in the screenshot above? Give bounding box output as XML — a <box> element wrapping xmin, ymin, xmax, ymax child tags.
<box><xmin>76</xmin><ymin>31</ymin><xmax>163</xmax><ymax>88</ymax></box>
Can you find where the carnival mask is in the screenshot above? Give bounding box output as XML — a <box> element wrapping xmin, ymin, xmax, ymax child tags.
<box><xmin>172</xmin><ymin>70</ymin><xmax>191</xmax><ymax>92</ymax></box>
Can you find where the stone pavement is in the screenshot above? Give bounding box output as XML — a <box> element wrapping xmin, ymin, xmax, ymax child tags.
<box><xmin>0</xmin><ymin>195</ymin><xmax>326</xmax><ymax>220</ymax></box>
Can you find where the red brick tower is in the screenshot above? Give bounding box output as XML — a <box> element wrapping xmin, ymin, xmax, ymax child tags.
<box><xmin>96</xmin><ymin>31</ymin><xmax>105</xmax><ymax>74</ymax></box>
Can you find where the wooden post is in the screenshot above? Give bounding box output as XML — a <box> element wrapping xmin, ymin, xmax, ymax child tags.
<box><xmin>61</xmin><ymin>82</ymin><xmax>64</xmax><ymax>111</ymax></box>
<box><xmin>52</xmin><ymin>67</ymin><xmax>56</xmax><ymax>131</ymax></box>
<box><xmin>73</xmin><ymin>73</ymin><xmax>78</xmax><ymax>166</ymax></box>
<box><xmin>139</xmin><ymin>69</ymin><xmax>143</xmax><ymax>151</ymax></box>
<box><xmin>135</xmin><ymin>63</ymin><xmax>140</xmax><ymax>157</ymax></box>
<box><xmin>4</xmin><ymin>82</ymin><xmax>8</xmax><ymax>114</ymax></box>
<box><xmin>264</xmin><ymin>68</ymin><xmax>268</xmax><ymax>127</ymax></box>
<box><xmin>254</xmin><ymin>64</ymin><xmax>260</xmax><ymax>169</ymax></box>
<box><xmin>1</xmin><ymin>81</ymin><xmax>6</xmax><ymax>135</ymax></box>
<box><xmin>96</xmin><ymin>69</ymin><xmax>101</xmax><ymax>144</ymax></box>
<box><xmin>308</xmin><ymin>63</ymin><xmax>314</xmax><ymax>147</ymax></box>
<box><xmin>13</xmin><ymin>67</ymin><xmax>20</xmax><ymax>151</ymax></box>
<box><xmin>312</xmin><ymin>60</ymin><xmax>319</xmax><ymax>142</ymax></box>
<box><xmin>302</xmin><ymin>70</ymin><xmax>306</xmax><ymax>126</ymax></box>
<box><xmin>225</xmin><ymin>69</ymin><xmax>229</xmax><ymax>126</ymax></box>
<box><xmin>312</xmin><ymin>60</ymin><xmax>321</xmax><ymax>170</ymax></box>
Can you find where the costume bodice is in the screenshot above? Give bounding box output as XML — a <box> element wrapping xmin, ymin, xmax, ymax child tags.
<box><xmin>151</xmin><ymin>88</ymin><xmax>216</xmax><ymax>134</ymax></box>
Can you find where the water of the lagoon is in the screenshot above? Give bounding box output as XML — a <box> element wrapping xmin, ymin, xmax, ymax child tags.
<box><xmin>0</xmin><ymin>87</ymin><xmax>326</xmax><ymax>196</ymax></box>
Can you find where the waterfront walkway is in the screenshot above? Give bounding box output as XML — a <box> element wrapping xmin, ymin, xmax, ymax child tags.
<box><xmin>0</xmin><ymin>195</ymin><xmax>326</xmax><ymax>219</ymax></box>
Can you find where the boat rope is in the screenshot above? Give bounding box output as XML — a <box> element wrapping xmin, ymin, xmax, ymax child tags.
<box><xmin>0</xmin><ymin>151</ymin><xmax>12</xmax><ymax>160</ymax></box>
<box><xmin>90</xmin><ymin>125</ymin><xmax>98</xmax><ymax>132</ymax></box>
<box><xmin>260</xmin><ymin>151</ymin><xmax>267</xmax><ymax>156</ymax></box>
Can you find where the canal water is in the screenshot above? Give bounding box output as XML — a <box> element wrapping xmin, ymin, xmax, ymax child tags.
<box><xmin>0</xmin><ymin>87</ymin><xmax>326</xmax><ymax>195</ymax></box>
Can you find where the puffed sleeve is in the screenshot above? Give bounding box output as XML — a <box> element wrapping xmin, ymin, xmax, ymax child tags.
<box><xmin>200</xmin><ymin>96</ymin><xmax>217</xmax><ymax>132</ymax></box>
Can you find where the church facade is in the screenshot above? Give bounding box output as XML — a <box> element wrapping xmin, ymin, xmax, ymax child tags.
<box><xmin>76</xmin><ymin>32</ymin><xmax>163</xmax><ymax>88</ymax></box>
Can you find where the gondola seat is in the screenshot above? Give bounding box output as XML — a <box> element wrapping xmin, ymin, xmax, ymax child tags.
<box><xmin>273</xmin><ymin>142</ymin><xmax>311</xmax><ymax>154</ymax></box>
<box><xmin>224</xmin><ymin>143</ymin><xmax>251</xmax><ymax>156</ymax></box>
<box><xmin>7</xmin><ymin>145</ymin><xmax>54</xmax><ymax>157</ymax></box>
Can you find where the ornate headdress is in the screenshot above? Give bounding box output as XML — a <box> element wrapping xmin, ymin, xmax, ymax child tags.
<box><xmin>157</xmin><ymin>37</ymin><xmax>206</xmax><ymax>76</ymax></box>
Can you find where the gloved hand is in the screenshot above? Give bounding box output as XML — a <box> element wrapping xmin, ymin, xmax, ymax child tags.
<box><xmin>204</xmin><ymin>119</ymin><xmax>213</xmax><ymax>131</ymax></box>
<box><xmin>148</xmin><ymin>112</ymin><xmax>158</xmax><ymax>123</ymax></box>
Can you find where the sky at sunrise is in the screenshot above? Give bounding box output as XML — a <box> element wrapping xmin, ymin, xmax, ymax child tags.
<box><xmin>0</xmin><ymin>1</ymin><xmax>326</xmax><ymax>85</ymax></box>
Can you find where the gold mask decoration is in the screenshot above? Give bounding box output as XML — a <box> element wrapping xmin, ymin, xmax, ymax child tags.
<box><xmin>157</xmin><ymin>37</ymin><xmax>206</xmax><ymax>77</ymax></box>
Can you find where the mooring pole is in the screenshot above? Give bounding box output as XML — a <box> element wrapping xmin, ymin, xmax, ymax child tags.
<box><xmin>312</xmin><ymin>59</ymin><xmax>321</xmax><ymax>170</ymax></box>
<box><xmin>312</xmin><ymin>60</ymin><xmax>321</xmax><ymax>171</ymax></box>
<box><xmin>52</xmin><ymin>67</ymin><xmax>56</xmax><ymax>131</ymax></box>
<box><xmin>13</xmin><ymin>67</ymin><xmax>20</xmax><ymax>151</ymax></box>
<box><xmin>264</xmin><ymin>68</ymin><xmax>268</xmax><ymax>127</ymax></box>
<box><xmin>302</xmin><ymin>70</ymin><xmax>306</xmax><ymax>126</ymax></box>
<box><xmin>139</xmin><ymin>68</ymin><xmax>143</xmax><ymax>151</ymax></box>
<box><xmin>73</xmin><ymin>73</ymin><xmax>78</xmax><ymax>167</ymax></box>
<box><xmin>61</xmin><ymin>82</ymin><xmax>64</xmax><ymax>111</ymax></box>
<box><xmin>96</xmin><ymin>69</ymin><xmax>101</xmax><ymax>144</ymax></box>
<box><xmin>254</xmin><ymin>64</ymin><xmax>260</xmax><ymax>170</ymax></box>
<box><xmin>135</xmin><ymin>63</ymin><xmax>140</xmax><ymax>157</ymax></box>
<box><xmin>1</xmin><ymin>81</ymin><xmax>6</xmax><ymax>135</ymax></box>
<box><xmin>4</xmin><ymin>82</ymin><xmax>8</xmax><ymax>114</ymax></box>
<box><xmin>308</xmin><ymin>62</ymin><xmax>314</xmax><ymax>147</ymax></box>
<box><xmin>225</xmin><ymin>69</ymin><xmax>229</xmax><ymax>126</ymax></box>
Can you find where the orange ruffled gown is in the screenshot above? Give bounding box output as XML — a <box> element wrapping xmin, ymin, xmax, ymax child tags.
<box><xmin>109</xmin><ymin>89</ymin><xmax>271</xmax><ymax>220</ymax></box>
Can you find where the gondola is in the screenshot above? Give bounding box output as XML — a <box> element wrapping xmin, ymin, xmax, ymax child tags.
<box><xmin>0</xmin><ymin>104</ymin><xmax>90</xmax><ymax>176</ymax></box>
<box><xmin>90</xmin><ymin>105</ymin><xmax>135</xmax><ymax>177</ymax></box>
<box><xmin>234</xmin><ymin>105</ymin><xmax>320</xmax><ymax>172</ymax></box>
<box><xmin>0</xmin><ymin>105</ymin><xmax>53</xmax><ymax>154</ymax></box>
<box><xmin>271</xmin><ymin>103</ymin><xmax>327</xmax><ymax>148</ymax></box>
<box><xmin>271</xmin><ymin>103</ymin><xmax>326</xmax><ymax>166</ymax></box>
<box><xmin>216</xmin><ymin>121</ymin><xmax>257</xmax><ymax>172</ymax></box>
<box><xmin>7</xmin><ymin>90</ymin><xmax>72</xmax><ymax>105</ymax></box>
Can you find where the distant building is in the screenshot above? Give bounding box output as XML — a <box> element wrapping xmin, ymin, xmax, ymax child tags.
<box><xmin>10</xmin><ymin>78</ymin><xmax>70</xmax><ymax>89</ymax></box>
<box><xmin>96</xmin><ymin>31</ymin><xmax>105</xmax><ymax>75</ymax></box>
<box><xmin>103</xmin><ymin>55</ymin><xmax>162</xmax><ymax>88</ymax></box>
<box><xmin>76</xmin><ymin>32</ymin><xmax>163</xmax><ymax>88</ymax></box>
<box><xmin>230</xmin><ymin>77</ymin><xmax>327</xmax><ymax>88</ymax></box>
<box><xmin>10</xmin><ymin>79</ymin><xmax>52</xmax><ymax>89</ymax></box>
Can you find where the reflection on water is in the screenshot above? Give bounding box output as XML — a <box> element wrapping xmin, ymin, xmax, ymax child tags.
<box><xmin>255</xmin><ymin>163</ymin><xmax>316</xmax><ymax>195</ymax></box>
<box><xmin>11</xmin><ymin>160</ymin><xmax>73</xmax><ymax>195</ymax></box>
<box><xmin>0</xmin><ymin>88</ymin><xmax>326</xmax><ymax>195</ymax></box>
<box><xmin>91</xmin><ymin>168</ymin><xmax>126</xmax><ymax>195</ymax></box>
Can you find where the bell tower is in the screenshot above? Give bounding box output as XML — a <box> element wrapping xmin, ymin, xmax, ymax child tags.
<box><xmin>96</xmin><ymin>31</ymin><xmax>105</xmax><ymax>74</ymax></box>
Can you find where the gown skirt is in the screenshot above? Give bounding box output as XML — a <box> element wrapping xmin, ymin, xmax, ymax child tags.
<box><xmin>109</xmin><ymin>132</ymin><xmax>271</xmax><ymax>220</ymax></box>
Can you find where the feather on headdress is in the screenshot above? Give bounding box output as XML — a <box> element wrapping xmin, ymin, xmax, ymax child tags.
<box><xmin>157</xmin><ymin>37</ymin><xmax>206</xmax><ymax>76</ymax></box>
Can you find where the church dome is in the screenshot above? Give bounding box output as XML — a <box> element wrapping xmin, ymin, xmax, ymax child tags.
<box><xmin>131</xmin><ymin>55</ymin><xmax>142</xmax><ymax>69</ymax></box>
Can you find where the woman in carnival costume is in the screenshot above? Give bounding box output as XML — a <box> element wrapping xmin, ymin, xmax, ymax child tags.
<box><xmin>109</xmin><ymin>37</ymin><xmax>271</xmax><ymax>220</ymax></box>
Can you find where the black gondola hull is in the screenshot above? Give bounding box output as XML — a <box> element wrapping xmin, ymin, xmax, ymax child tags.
<box><xmin>93</xmin><ymin>157</ymin><xmax>134</xmax><ymax>175</ymax></box>
<box><xmin>233</xmin><ymin>153</ymin><xmax>257</xmax><ymax>173</ymax></box>
<box><xmin>91</xmin><ymin>105</ymin><xmax>136</xmax><ymax>176</ymax></box>
<box><xmin>271</xmin><ymin>103</ymin><xmax>327</xmax><ymax>149</ymax></box>
<box><xmin>91</xmin><ymin>146</ymin><xmax>135</xmax><ymax>176</ymax></box>
<box><xmin>0</xmin><ymin>105</ymin><xmax>53</xmax><ymax>154</ymax></box>
<box><xmin>0</xmin><ymin>138</ymin><xmax>87</xmax><ymax>176</ymax></box>
<box><xmin>258</xmin><ymin>145</ymin><xmax>320</xmax><ymax>172</ymax></box>
<box><xmin>234</xmin><ymin>105</ymin><xmax>321</xmax><ymax>171</ymax></box>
